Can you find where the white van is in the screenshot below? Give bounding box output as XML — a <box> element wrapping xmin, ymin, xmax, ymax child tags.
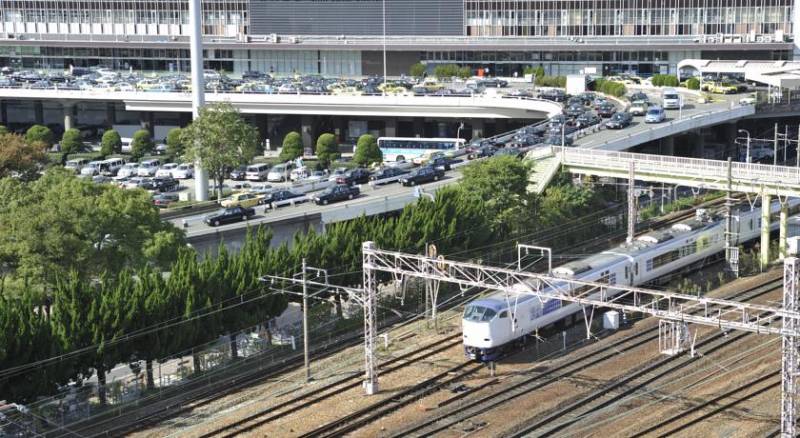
<box><xmin>80</xmin><ymin>160</ymin><xmax>108</xmax><ymax>177</ymax></box>
<box><xmin>101</xmin><ymin>158</ymin><xmax>125</xmax><ymax>176</ymax></box>
<box><xmin>267</xmin><ymin>163</ymin><xmax>294</xmax><ymax>182</ymax></box>
<box><xmin>245</xmin><ymin>163</ymin><xmax>270</xmax><ymax>181</ymax></box>
<box><xmin>65</xmin><ymin>158</ymin><xmax>90</xmax><ymax>173</ymax></box>
<box><xmin>117</xmin><ymin>163</ymin><xmax>138</xmax><ymax>178</ymax></box>
<box><xmin>137</xmin><ymin>159</ymin><xmax>161</xmax><ymax>177</ymax></box>
<box><xmin>662</xmin><ymin>88</ymin><xmax>681</xmax><ymax>109</ymax></box>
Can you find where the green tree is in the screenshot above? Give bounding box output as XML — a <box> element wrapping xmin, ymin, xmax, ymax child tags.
<box><xmin>533</xmin><ymin>66</ymin><xmax>545</xmax><ymax>81</ymax></box>
<box><xmin>0</xmin><ymin>125</ymin><xmax>9</xmax><ymax>136</ymax></box>
<box><xmin>353</xmin><ymin>134</ymin><xmax>382</xmax><ymax>166</ymax></box>
<box><xmin>686</xmin><ymin>77</ymin><xmax>700</xmax><ymax>90</ymax></box>
<box><xmin>279</xmin><ymin>131</ymin><xmax>303</xmax><ymax>161</ymax></box>
<box><xmin>409</xmin><ymin>62</ymin><xmax>426</xmax><ymax>77</ymax></box>
<box><xmin>0</xmin><ymin>133</ymin><xmax>47</xmax><ymax>180</ymax></box>
<box><xmin>130</xmin><ymin>129</ymin><xmax>154</xmax><ymax>160</ymax></box>
<box><xmin>165</xmin><ymin>127</ymin><xmax>184</xmax><ymax>157</ymax></box>
<box><xmin>25</xmin><ymin>125</ymin><xmax>53</xmax><ymax>148</ymax></box>
<box><xmin>315</xmin><ymin>133</ymin><xmax>340</xmax><ymax>168</ymax></box>
<box><xmin>181</xmin><ymin>102</ymin><xmax>259</xmax><ymax>200</ymax></box>
<box><xmin>60</xmin><ymin>128</ymin><xmax>83</xmax><ymax>155</ymax></box>
<box><xmin>100</xmin><ymin>130</ymin><xmax>122</xmax><ymax>156</ymax></box>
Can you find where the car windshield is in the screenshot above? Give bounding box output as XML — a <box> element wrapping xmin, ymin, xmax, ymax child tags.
<box><xmin>664</xmin><ymin>93</ymin><xmax>678</xmax><ymax>100</ymax></box>
<box><xmin>612</xmin><ymin>113</ymin><xmax>625</xmax><ymax>120</ymax></box>
<box><xmin>463</xmin><ymin>305</ymin><xmax>498</xmax><ymax>322</ymax></box>
<box><xmin>647</xmin><ymin>108</ymin><xmax>661</xmax><ymax>115</ymax></box>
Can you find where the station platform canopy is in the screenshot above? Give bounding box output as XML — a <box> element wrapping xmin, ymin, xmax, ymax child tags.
<box><xmin>678</xmin><ymin>59</ymin><xmax>800</xmax><ymax>89</ymax></box>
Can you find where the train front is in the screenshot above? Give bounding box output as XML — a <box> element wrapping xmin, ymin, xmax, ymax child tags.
<box><xmin>461</xmin><ymin>299</ymin><xmax>504</xmax><ymax>361</ymax></box>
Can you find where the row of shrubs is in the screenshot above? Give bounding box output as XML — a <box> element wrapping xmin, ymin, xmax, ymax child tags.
<box><xmin>593</xmin><ymin>78</ymin><xmax>627</xmax><ymax>97</ymax></box>
<box><xmin>432</xmin><ymin>64</ymin><xmax>472</xmax><ymax>79</ymax></box>
<box><xmin>650</xmin><ymin>74</ymin><xmax>680</xmax><ymax>87</ymax></box>
<box><xmin>536</xmin><ymin>75</ymin><xmax>567</xmax><ymax>88</ymax></box>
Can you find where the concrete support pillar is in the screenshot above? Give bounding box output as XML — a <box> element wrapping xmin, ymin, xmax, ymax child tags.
<box><xmin>301</xmin><ymin>115</ymin><xmax>313</xmax><ymax>150</ymax></box>
<box><xmin>661</xmin><ymin>136</ymin><xmax>675</xmax><ymax>156</ymax></box>
<box><xmin>384</xmin><ymin>118</ymin><xmax>397</xmax><ymax>138</ymax></box>
<box><xmin>762</xmin><ymin>192</ymin><xmax>773</xmax><ymax>269</ymax></box>
<box><xmin>781</xmin><ymin>201</ymin><xmax>790</xmax><ymax>260</ymax></box>
<box><xmin>692</xmin><ymin>132</ymin><xmax>705</xmax><ymax>158</ymax></box>
<box><xmin>334</xmin><ymin>117</ymin><xmax>347</xmax><ymax>143</ymax></box>
<box><xmin>723</xmin><ymin>123</ymin><xmax>738</xmax><ymax>159</ymax></box>
<box><xmin>471</xmin><ymin>119</ymin><xmax>485</xmax><ymax>139</ymax></box>
<box><xmin>496</xmin><ymin>118</ymin><xmax>508</xmax><ymax>133</ymax></box>
<box><xmin>139</xmin><ymin>112</ymin><xmax>154</xmax><ymax>136</ymax></box>
<box><xmin>413</xmin><ymin>118</ymin><xmax>424</xmax><ymax>137</ymax></box>
<box><xmin>63</xmin><ymin>102</ymin><xmax>75</xmax><ymax>131</ymax></box>
<box><xmin>105</xmin><ymin>102</ymin><xmax>116</xmax><ymax>127</ymax></box>
<box><xmin>34</xmin><ymin>101</ymin><xmax>44</xmax><ymax>125</ymax></box>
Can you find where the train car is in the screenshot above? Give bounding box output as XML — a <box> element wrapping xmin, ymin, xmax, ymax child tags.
<box><xmin>462</xmin><ymin>201</ymin><xmax>798</xmax><ymax>362</ymax></box>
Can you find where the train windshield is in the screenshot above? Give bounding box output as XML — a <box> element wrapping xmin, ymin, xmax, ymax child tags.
<box><xmin>463</xmin><ymin>305</ymin><xmax>497</xmax><ymax>322</ymax></box>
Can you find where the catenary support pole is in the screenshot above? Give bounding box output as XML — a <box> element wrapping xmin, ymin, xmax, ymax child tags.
<box><xmin>190</xmin><ymin>0</ymin><xmax>209</xmax><ymax>201</ymax></box>
<box><xmin>302</xmin><ymin>258</ymin><xmax>310</xmax><ymax>382</ymax></box>
<box><xmin>362</xmin><ymin>242</ymin><xmax>379</xmax><ymax>395</ymax></box>
<box><xmin>780</xmin><ymin>201</ymin><xmax>789</xmax><ymax>260</ymax></box>
<box><xmin>781</xmin><ymin>256</ymin><xmax>799</xmax><ymax>438</ymax></box>
<box><xmin>762</xmin><ymin>191</ymin><xmax>773</xmax><ymax>270</ymax></box>
<box><xmin>725</xmin><ymin>158</ymin><xmax>734</xmax><ymax>271</ymax></box>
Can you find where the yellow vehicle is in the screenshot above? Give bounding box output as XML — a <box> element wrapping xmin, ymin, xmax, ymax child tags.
<box><xmin>220</xmin><ymin>192</ymin><xmax>265</xmax><ymax>208</ymax></box>
<box><xmin>421</xmin><ymin>78</ymin><xmax>445</xmax><ymax>91</ymax></box>
<box><xmin>703</xmin><ymin>81</ymin><xmax>738</xmax><ymax>94</ymax></box>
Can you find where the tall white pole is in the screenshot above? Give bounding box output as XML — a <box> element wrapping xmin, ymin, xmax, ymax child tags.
<box><xmin>302</xmin><ymin>258</ymin><xmax>310</xmax><ymax>383</ymax></box>
<box><xmin>190</xmin><ymin>0</ymin><xmax>209</xmax><ymax>201</ymax></box>
<box><xmin>382</xmin><ymin>0</ymin><xmax>387</xmax><ymax>83</ymax></box>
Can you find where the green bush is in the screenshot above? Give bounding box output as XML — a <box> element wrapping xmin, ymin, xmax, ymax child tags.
<box><xmin>60</xmin><ymin>129</ymin><xmax>83</xmax><ymax>155</ymax></box>
<box><xmin>130</xmin><ymin>129</ymin><xmax>154</xmax><ymax>160</ymax></box>
<box><xmin>100</xmin><ymin>130</ymin><xmax>123</xmax><ymax>156</ymax></box>
<box><xmin>25</xmin><ymin>125</ymin><xmax>53</xmax><ymax>148</ymax></box>
<box><xmin>536</xmin><ymin>75</ymin><xmax>567</xmax><ymax>88</ymax></box>
<box><xmin>165</xmin><ymin>128</ymin><xmax>184</xmax><ymax>157</ymax></box>
<box><xmin>458</xmin><ymin>66</ymin><xmax>472</xmax><ymax>79</ymax></box>
<box><xmin>315</xmin><ymin>133</ymin><xmax>340</xmax><ymax>168</ymax></box>
<box><xmin>685</xmin><ymin>77</ymin><xmax>700</xmax><ymax>90</ymax></box>
<box><xmin>353</xmin><ymin>134</ymin><xmax>382</xmax><ymax>166</ymax></box>
<box><xmin>409</xmin><ymin>62</ymin><xmax>426</xmax><ymax>77</ymax></box>
<box><xmin>433</xmin><ymin>64</ymin><xmax>465</xmax><ymax>79</ymax></box>
<box><xmin>46</xmin><ymin>152</ymin><xmax>67</xmax><ymax>165</ymax></box>
<box><xmin>593</xmin><ymin>78</ymin><xmax>627</xmax><ymax>97</ymax></box>
<box><xmin>279</xmin><ymin>131</ymin><xmax>304</xmax><ymax>161</ymax></box>
<box><xmin>651</xmin><ymin>74</ymin><xmax>679</xmax><ymax>87</ymax></box>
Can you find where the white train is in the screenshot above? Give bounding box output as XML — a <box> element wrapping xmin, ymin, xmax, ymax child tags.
<box><xmin>462</xmin><ymin>201</ymin><xmax>799</xmax><ymax>362</ymax></box>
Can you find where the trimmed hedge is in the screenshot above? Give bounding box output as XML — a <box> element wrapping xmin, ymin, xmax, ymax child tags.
<box><xmin>536</xmin><ymin>75</ymin><xmax>566</xmax><ymax>87</ymax></box>
<box><xmin>433</xmin><ymin>64</ymin><xmax>471</xmax><ymax>79</ymax></box>
<box><xmin>594</xmin><ymin>78</ymin><xmax>627</xmax><ymax>97</ymax></box>
<box><xmin>685</xmin><ymin>77</ymin><xmax>700</xmax><ymax>90</ymax></box>
<box><xmin>651</xmin><ymin>74</ymin><xmax>679</xmax><ymax>87</ymax></box>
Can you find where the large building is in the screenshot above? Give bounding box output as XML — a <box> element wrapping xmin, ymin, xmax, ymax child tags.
<box><xmin>0</xmin><ymin>0</ymin><xmax>795</xmax><ymax>76</ymax></box>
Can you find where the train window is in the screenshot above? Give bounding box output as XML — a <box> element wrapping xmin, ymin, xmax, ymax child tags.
<box><xmin>463</xmin><ymin>305</ymin><xmax>497</xmax><ymax>322</ymax></box>
<box><xmin>749</xmin><ymin>218</ymin><xmax>753</xmax><ymax>230</ymax></box>
<box><xmin>609</xmin><ymin>273</ymin><xmax>617</xmax><ymax>284</ymax></box>
<box><xmin>635</xmin><ymin>263</ymin><xmax>639</xmax><ymax>276</ymax></box>
<box><xmin>498</xmin><ymin>310</ymin><xmax>508</xmax><ymax>318</ymax></box>
<box><xmin>625</xmin><ymin>266</ymin><xmax>629</xmax><ymax>279</ymax></box>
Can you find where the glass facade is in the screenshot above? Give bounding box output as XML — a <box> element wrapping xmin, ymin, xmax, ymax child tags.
<box><xmin>465</xmin><ymin>0</ymin><xmax>793</xmax><ymax>37</ymax></box>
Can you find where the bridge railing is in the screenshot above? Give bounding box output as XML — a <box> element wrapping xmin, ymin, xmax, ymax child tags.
<box><xmin>552</xmin><ymin>146</ymin><xmax>800</xmax><ymax>186</ymax></box>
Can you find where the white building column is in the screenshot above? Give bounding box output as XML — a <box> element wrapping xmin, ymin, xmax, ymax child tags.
<box><xmin>63</xmin><ymin>102</ymin><xmax>75</xmax><ymax>131</ymax></box>
<box><xmin>190</xmin><ymin>0</ymin><xmax>208</xmax><ymax>202</ymax></box>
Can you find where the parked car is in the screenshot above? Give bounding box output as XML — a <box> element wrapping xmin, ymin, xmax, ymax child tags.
<box><xmin>220</xmin><ymin>192</ymin><xmax>265</xmax><ymax>208</ymax></box>
<box><xmin>429</xmin><ymin>156</ymin><xmax>456</xmax><ymax>171</ymax></box>
<box><xmin>64</xmin><ymin>158</ymin><xmax>90</xmax><ymax>173</ymax></box>
<box><xmin>605</xmin><ymin>111</ymin><xmax>633</xmax><ymax>129</ymax></box>
<box><xmin>494</xmin><ymin>147</ymin><xmax>523</xmax><ymax>157</ymax></box>
<box><xmin>468</xmin><ymin>146</ymin><xmax>496</xmax><ymax>159</ymax></box>
<box><xmin>137</xmin><ymin>159</ymin><xmax>161</xmax><ymax>177</ymax></box>
<box><xmin>143</xmin><ymin>177</ymin><xmax>179</xmax><ymax>193</ymax></box>
<box><xmin>172</xmin><ymin>163</ymin><xmax>194</xmax><ymax>179</ymax></box>
<box><xmin>267</xmin><ymin>163</ymin><xmax>294</xmax><ymax>182</ymax></box>
<box><xmin>229</xmin><ymin>165</ymin><xmax>248</xmax><ymax>180</ymax></box>
<box><xmin>263</xmin><ymin>189</ymin><xmax>306</xmax><ymax>207</ymax></box>
<box><xmin>596</xmin><ymin>103</ymin><xmax>617</xmax><ymax>118</ymax></box>
<box><xmin>204</xmin><ymin>206</ymin><xmax>256</xmax><ymax>226</ymax></box>
<box><xmin>117</xmin><ymin>163</ymin><xmax>138</xmax><ymax>178</ymax></box>
<box><xmin>628</xmin><ymin>91</ymin><xmax>648</xmax><ymax>102</ymax></box>
<box><xmin>644</xmin><ymin>106</ymin><xmax>667</xmax><ymax>123</ymax></box>
<box><xmin>335</xmin><ymin>167</ymin><xmax>371</xmax><ymax>185</ymax></box>
<box><xmin>245</xmin><ymin>163</ymin><xmax>271</xmax><ymax>181</ymax></box>
<box><xmin>629</xmin><ymin>100</ymin><xmax>651</xmax><ymax>116</ymax></box>
<box><xmin>152</xmin><ymin>193</ymin><xmax>179</xmax><ymax>208</ymax></box>
<box><xmin>155</xmin><ymin>163</ymin><xmax>179</xmax><ymax>178</ymax></box>
<box><xmin>565</xmin><ymin>103</ymin><xmax>585</xmax><ymax>118</ymax></box>
<box><xmin>575</xmin><ymin>112</ymin><xmax>601</xmax><ymax>128</ymax></box>
<box><xmin>370</xmin><ymin>166</ymin><xmax>409</xmax><ymax>184</ymax></box>
<box><xmin>399</xmin><ymin>166</ymin><xmax>445</xmax><ymax>186</ymax></box>
<box><xmin>313</xmin><ymin>184</ymin><xmax>360</xmax><ymax>205</ymax></box>
<box><xmin>100</xmin><ymin>158</ymin><xmax>125</xmax><ymax>176</ymax></box>
<box><xmin>544</xmin><ymin>135</ymin><xmax>574</xmax><ymax>146</ymax></box>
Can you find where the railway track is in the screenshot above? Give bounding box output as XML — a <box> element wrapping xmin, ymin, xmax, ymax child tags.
<box><xmin>197</xmin><ymin>334</ymin><xmax>465</xmax><ymax>437</ymax></box>
<box><xmin>504</xmin><ymin>281</ymin><xmax>784</xmax><ymax>437</ymax></box>
<box><xmin>384</xmin><ymin>276</ymin><xmax>782</xmax><ymax>437</ymax></box>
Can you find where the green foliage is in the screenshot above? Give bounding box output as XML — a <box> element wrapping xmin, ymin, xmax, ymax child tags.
<box><xmin>165</xmin><ymin>127</ymin><xmax>184</xmax><ymax>158</ymax></box>
<box><xmin>409</xmin><ymin>62</ymin><xmax>426</xmax><ymax>77</ymax></box>
<box><xmin>181</xmin><ymin>102</ymin><xmax>259</xmax><ymax>200</ymax></box>
<box><xmin>594</xmin><ymin>78</ymin><xmax>627</xmax><ymax>97</ymax></box>
<box><xmin>25</xmin><ymin>125</ymin><xmax>53</xmax><ymax>148</ymax></box>
<box><xmin>651</xmin><ymin>74</ymin><xmax>679</xmax><ymax>87</ymax></box>
<box><xmin>536</xmin><ymin>75</ymin><xmax>567</xmax><ymax>87</ymax></box>
<box><xmin>60</xmin><ymin>128</ymin><xmax>83</xmax><ymax>155</ymax></box>
<box><xmin>100</xmin><ymin>130</ymin><xmax>122</xmax><ymax>157</ymax></box>
<box><xmin>0</xmin><ymin>125</ymin><xmax>8</xmax><ymax>136</ymax></box>
<box><xmin>353</xmin><ymin>134</ymin><xmax>382</xmax><ymax>166</ymax></box>
<box><xmin>433</xmin><ymin>64</ymin><xmax>470</xmax><ymax>79</ymax></box>
<box><xmin>685</xmin><ymin>77</ymin><xmax>701</xmax><ymax>90</ymax></box>
<box><xmin>279</xmin><ymin>131</ymin><xmax>304</xmax><ymax>161</ymax></box>
<box><xmin>0</xmin><ymin>133</ymin><xmax>47</xmax><ymax>180</ymax></box>
<box><xmin>130</xmin><ymin>129</ymin><xmax>154</xmax><ymax>160</ymax></box>
<box><xmin>315</xmin><ymin>133</ymin><xmax>340</xmax><ymax>168</ymax></box>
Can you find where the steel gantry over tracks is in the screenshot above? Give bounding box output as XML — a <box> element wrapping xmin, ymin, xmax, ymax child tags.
<box><xmin>360</xmin><ymin>242</ymin><xmax>800</xmax><ymax>437</ymax></box>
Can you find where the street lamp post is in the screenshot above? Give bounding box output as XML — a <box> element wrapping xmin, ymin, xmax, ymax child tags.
<box><xmin>738</xmin><ymin>129</ymin><xmax>751</xmax><ymax>163</ymax></box>
<box><xmin>382</xmin><ymin>0</ymin><xmax>387</xmax><ymax>85</ymax></box>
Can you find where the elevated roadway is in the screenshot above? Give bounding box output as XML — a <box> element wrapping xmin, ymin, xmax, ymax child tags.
<box><xmin>0</xmin><ymin>88</ymin><xmax>561</xmax><ymax>120</ymax></box>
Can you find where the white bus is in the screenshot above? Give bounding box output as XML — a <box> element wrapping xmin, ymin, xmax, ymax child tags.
<box><xmin>377</xmin><ymin>137</ymin><xmax>467</xmax><ymax>163</ymax></box>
